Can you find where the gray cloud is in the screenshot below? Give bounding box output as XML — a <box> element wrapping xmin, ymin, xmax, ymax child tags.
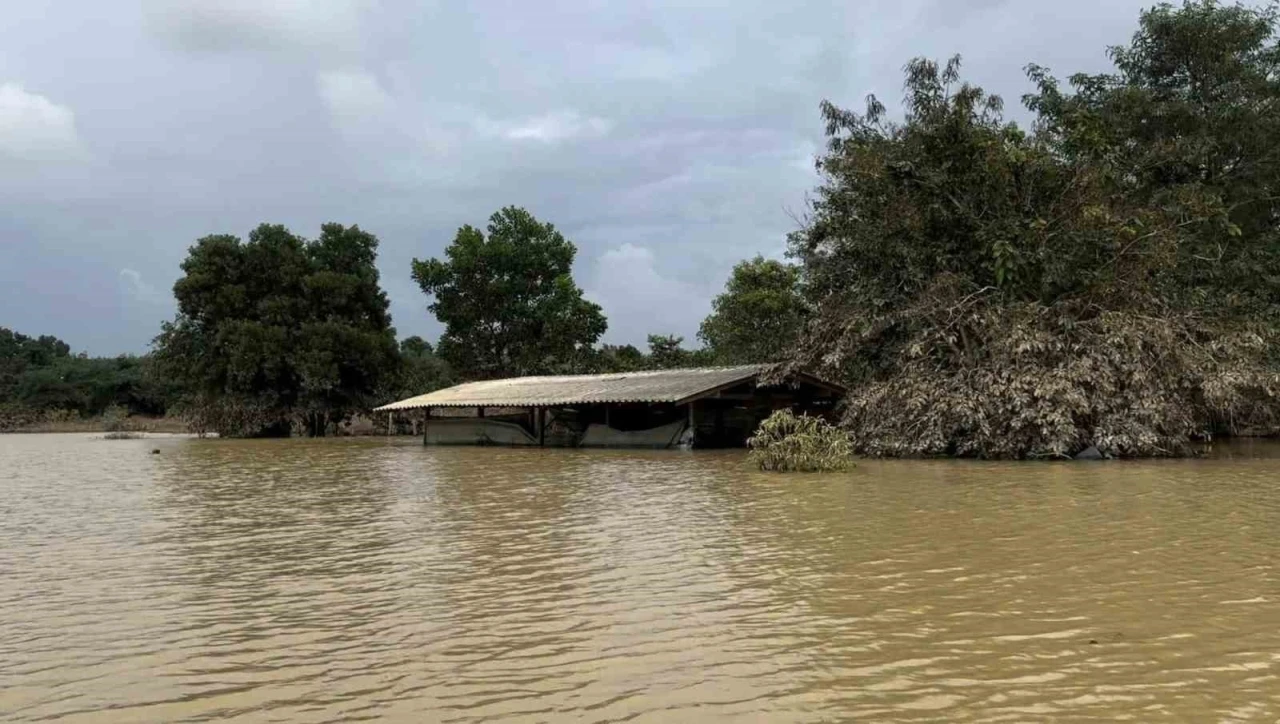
<box><xmin>143</xmin><ymin>0</ymin><xmax>368</xmax><ymax>54</ymax></box>
<box><xmin>585</xmin><ymin>243</ymin><xmax>713</xmax><ymax>346</ymax></box>
<box><xmin>1</xmin><ymin>0</ymin><xmax>1189</xmax><ymax>355</ymax></box>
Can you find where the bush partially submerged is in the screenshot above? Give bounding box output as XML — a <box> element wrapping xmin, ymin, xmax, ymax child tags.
<box><xmin>748</xmin><ymin>409</ymin><xmax>855</xmax><ymax>472</ymax></box>
<box><xmin>102</xmin><ymin>405</ymin><xmax>144</xmax><ymax>440</ymax></box>
<box><xmin>805</xmin><ymin>288</ymin><xmax>1280</xmax><ymax>459</ymax></box>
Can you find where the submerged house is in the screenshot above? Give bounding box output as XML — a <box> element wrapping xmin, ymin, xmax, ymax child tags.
<box><xmin>374</xmin><ymin>365</ymin><xmax>844</xmax><ymax>449</ymax></box>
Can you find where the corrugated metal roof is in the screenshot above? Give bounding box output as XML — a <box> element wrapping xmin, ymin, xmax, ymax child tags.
<box><xmin>375</xmin><ymin>365</ymin><xmax>776</xmax><ymax>411</ymax></box>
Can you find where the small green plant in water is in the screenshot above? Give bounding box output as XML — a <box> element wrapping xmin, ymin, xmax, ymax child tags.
<box><xmin>748</xmin><ymin>409</ymin><xmax>855</xmax><ymax>472</ymax></box>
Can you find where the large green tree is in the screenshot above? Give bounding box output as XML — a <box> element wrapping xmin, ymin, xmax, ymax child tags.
<box><xmin>154</xmin><ymin>223</ymin><xmax>399</xmax><ymax>437</ymax></box>
<box><xmin>698</xmin><ymin>256</ymin><xmax>806</xmax><ymax>364</ymax></box>
<box><xmin>412</xmin><ymin>207</ymin><xmax>607</xmax><ymax>379</ymax></box>
<box><xmin>1025</xmin><ymin>0</ymin><xmax>1280</xmax><ymax>315</ymax></box>
<box><xmin>787</xmin><ymin>1</ymin><xmax>1280</xmax><ymax>458</ymax></box>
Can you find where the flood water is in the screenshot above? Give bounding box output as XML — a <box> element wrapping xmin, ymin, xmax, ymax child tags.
<box><xmin>3</xmin><ymin>435</ymin><xmax>1280</xmax><ymax>722</ymax></box>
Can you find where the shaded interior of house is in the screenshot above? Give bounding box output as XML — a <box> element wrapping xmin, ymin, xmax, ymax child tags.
<box><xmin>375</xmin><ymin>365</ymin><xmax>844</xmax><ymax>449</ymax></box>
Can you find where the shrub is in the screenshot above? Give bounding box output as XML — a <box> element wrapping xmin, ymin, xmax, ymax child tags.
<box><xmin>805</xmin><ymin>291</ymin><xmax>1280</xmax><ymax>458</ymax></box>
<box><xmin>748</xmin><ymin>409</ymin><xmax>855</xmax><ymax>472</ymax></box>
<box><xmin>102</xmin><ymin>404</ymin><xmax>143</xmax><ymax>439</ymax></box>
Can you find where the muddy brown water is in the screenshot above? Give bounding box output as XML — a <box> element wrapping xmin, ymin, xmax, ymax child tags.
<box><xmin>3</xmin><ymin>434</ymin><xmax>1280</xmax><ymax>722</ymax></box>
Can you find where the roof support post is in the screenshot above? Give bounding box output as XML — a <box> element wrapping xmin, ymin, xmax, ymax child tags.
<box><xmin>687</xmin><ymin>402</ymin><xmax>696</xmax><ymax>447</ymax></box>
<box><xmin>538</xmin><ymin>408</ymin><xmax>546</xmax><ymax>447</ymax></box>
<box><xmin>477</xmin><ymin>406</ymin><xmax>485</xmax><ymax>418</ymax></box>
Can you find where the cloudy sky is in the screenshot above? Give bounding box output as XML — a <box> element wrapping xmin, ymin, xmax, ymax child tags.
<box><xmin>2</xmin><ymin>0</ymin><xmax>1167</xmax><ymax>355</ymax></box>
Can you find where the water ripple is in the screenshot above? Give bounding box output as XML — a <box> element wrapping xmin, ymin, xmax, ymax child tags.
<box><xmin>3</xmin><ymin>435</ymin><xmax>1280</xmax><ymax>721</ymax></box>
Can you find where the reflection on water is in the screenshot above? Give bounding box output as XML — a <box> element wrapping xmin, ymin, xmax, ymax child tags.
<box><xmin>3</xmin><ymin>434</ymin><xmax>1280</xmax><ymax>721</ymax></box>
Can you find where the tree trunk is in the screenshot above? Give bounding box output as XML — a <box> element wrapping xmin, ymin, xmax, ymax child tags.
<box><xmin>306</xmin><ymin>411</ymin><xmax>327</xmax><ymax>438</ymax></box>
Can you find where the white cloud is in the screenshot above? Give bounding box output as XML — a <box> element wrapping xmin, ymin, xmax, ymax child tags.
<box><xmin>0</xmin><ymin>84</ymin><xmax>84</xmax><ymax>163</ymax></box>
<box><xmin>146</xmin><ymin>0</ymin><xmax>366</xmax><ymax>53</ymax></box>
<box><xmin>119</xmin><ymin>268</ymin><xmax>167</xmax><ymax>305</ymax></box>
<box><xmin>316</xmin><ymin>69</ymin><xmax>395</xmax><ymax>121</ymax></box>
<box><xmin>585</xmin><ymin>243</ymin><xmax>710</xmax><ymax>346</ymax></box>
<box><xmin>477</xmin><ymin>110</ymin><xmax>613</xmax><ymax>144</ymax></box>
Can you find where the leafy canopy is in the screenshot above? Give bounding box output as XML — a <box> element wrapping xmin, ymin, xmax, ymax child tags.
<box><xmin>154</xmin><ymin>223</ymin><xmax>399</xmax><ymax>437</ymax></box>
<box><xmin>1025</xmin><ymin>0</ymin><xmax>1280</xmax><ymax>315</ymax></box>
<box><xmin>383</xmin><ymin>335</ymin><xmax>453</xmax><ymax>402</ymax></box>
<box><xmin>1</xmin><ymin>326</ymin><xmax>169</xmax><ymax>425</ymax></box>
<box><xmin>787</xmin><ymin>1</ymin><xmax>1280</xmax><ymax>458</ymax></box>
<box><xmin>594</xmin><ymin>344</ymin><xmax>649</xmax><ymax>372</ymax></box>
<box><xmin>412</xmin><ymin>207</ymin><xmax>607</xmax><ymax>379</ymax></box>
<box><xmin>699</xmin><ymin>256</ymin><xmax>806</xmax><ymax>364</ymax></box>
<box><xmin>1</xmin><ymin>327</ymin><xmax>72</xmax><ymax>402</ymax></box>
<box><xmin>644</xmin><ymin>334</ymin><xmax>715</xmax><ymax>370</ymax></box>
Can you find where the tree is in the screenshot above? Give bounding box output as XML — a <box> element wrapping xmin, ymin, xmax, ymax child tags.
<box><xmin>387</xmin><ymin>336</ymin><xmax>453</xmax><ymax>400</ymax></box>
<box><xmin>412</xmin><ymin>207</ymin><xmax>607</xmax><ymax>379</ymax></box>
<box><xmin>646</xmin><ymin>334</ymin><xmax>715</xmax><ymax>369</ymax></box>
<box><xmin>154</xmin><ymin>223</ymin><xmax>400</xmax><ymax>437</ymax></box>
<box><xmin>698</xmin><ymin>256</ymin><xmax>806</xmax><ymax>363</ymax></box>
<box><xmin>594</xmin><ymin>344</ymin><xmax>648</xmax><ymax>372</ymax></box>
<box><xmin>12</xmin><ymin>355</ymin><xmax>162</xmax><ymax>415</ymax></box>
<box><xmin>786</xmin><ymin>1</ymin><xmax>1280</xmax><ymax>458</ymax></box>
<box><xmin>1</xmin><ymin>327</ymin><xmax>72</xmax><ymax>401</ymax></box>
<box><xmin>0</xmin><ymin>326</ymin><xmax>173</xmax><ymax>424</ymax></box>
<box><xmin>0</xmin><ymin>329</ymin><xmax>70</xmax><ymax>367</ymax></box>
<box><xmin>1024</xmin><ymin>0</ymin><xmax>1280</xmax><ymax>316</ymax></box>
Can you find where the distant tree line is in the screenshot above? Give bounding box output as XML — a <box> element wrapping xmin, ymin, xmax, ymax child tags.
<box><xmin>0</xmin><ymin>328</ymin><xmax>171</xmax><ymax>430</ymax></box>
<box><xmin>9</xmin><ymin>1</ymin><xmax>1275</xmax><ymax>455</ymax></box>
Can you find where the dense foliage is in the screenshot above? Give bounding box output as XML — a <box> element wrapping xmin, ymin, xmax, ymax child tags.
<box><xmin>786</xmin><ymin>1</ymin><xmax>1280</xmax><ymax>458</ymax></box>
<box><xmin>381</xmin><ymin>336</ymin><xmax>454</xmax><ymax>402</ymax></box>
<box><xmin>154</xmin><ymin>223</ymin><xmax>400</xmax><ymax>437</ymax></box>
<box><xmin>644</xmin><ymin>334</ymin><xmax>716</xmax><ymax>370</ymax></box>
<box><xmin>593</xmin><ymin>344</ymin><xmax>650</xmax><ymax>372</ymax></box>
<box><xmin>0</xmin><ymin>327</ymin><xmax>168</xmax><ymax>430</ymax></box>
<box><xmin>412</xmin><ymin>207</ymin><xmax>607</xmax><ymax>379</ymax></box>
<box><xmin>699</xmin><ymin>257</ymin><xmax>806</xmax><ymax>364</ymax></box>
<box><xmin>747</xmin><ymin>409</ymin><xmax>854</xmax><ymax>472</ymax></box>
<box><xmin>1</xmin><ymin>328</ymin><xmax>70</xmax><ymax>406</ymax></box>
<box><xmin>583</xmin><ymin>335</ymin><xmax>716</xmax><ymax>373</ymax></box>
